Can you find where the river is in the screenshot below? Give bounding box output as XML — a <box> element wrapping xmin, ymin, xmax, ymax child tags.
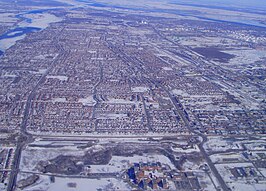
<box><xmin>0</xmin><ymin>8</ymin><xmax>62</xmax><ymax>54</ymax></box>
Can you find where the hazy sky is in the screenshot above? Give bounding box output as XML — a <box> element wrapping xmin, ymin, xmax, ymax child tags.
<box><xmin>73</xmin><ymin>0</ymin><xmax>266</xmax><ymax>11</ymax></box>
<box><xmin>173</xmin><ymin>0</ymin><xmax>266</xmax><ymax>10</ymax></box>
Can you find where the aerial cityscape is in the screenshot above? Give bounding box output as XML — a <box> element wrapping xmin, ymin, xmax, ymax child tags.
<box><xmin>0</xmin><ymin>0</ymin><xmax>265</xmax><ymax>190</ymax></box>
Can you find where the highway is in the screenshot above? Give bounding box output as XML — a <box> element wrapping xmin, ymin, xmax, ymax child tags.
<box><xmin>107</xmin><ymin>36</ymin><xmax>231</xmax><ymax>191</ymax></box>
<box><xmin>6</xmin><ymin>30</ymin><xmax>68</xmax><ymax>191</ymax></box>
<box><xmin>148</xmin><ymin>26</ymin><xmax>234</xmax><ymax>191</ymax></box>
<box><xmin>163</xmin><ymin>84</ymin><xmax>230</xmax><ymax>191</ymax></box>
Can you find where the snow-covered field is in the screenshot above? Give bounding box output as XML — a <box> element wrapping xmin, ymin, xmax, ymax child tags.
<box><xmin>50</xmin><ymin>95</ymin><xmax>96</xmax><ymax>105</ymax></box>
<box><xmin>105</xmin><ymin>98</ymin><xmax>138</xmax><ymax>104</ymax></box>
<box><xmin>244</xmin><ymin>142</ymin><xmax>266</xmax><ymax>151</ymax></box>
<box><xmin>20</xmin><ymin>138</ymin><xmax>177</xmax><ymax>173</ymax></box>
<box><xmin>78</xmin><ymin>95</ymin><xmax>96</xmax><ymax>106</ymax></box>
<box><xmin>172</xmin><ymin>144</ymin><xmax>200</xmax><ymax>153</ymax></box>
<box><xmin>18</xmin><ymin>175</ymin><xmax>130</xmax><ymax>191</ymax></box>
<box><xmin>0</xmin><ymin>13</ymin><xmax>18</xmax><ymax>24</ymax></box>
<box><xmin>178</xmin><ymin>36</ymin><xmax>231</xmax><ymax>48</ymax></box>
<box><xmin>97</xmin><ymin>113</ymin><xmax>128</xmax><ymax>119</ymax></box>
<box><xmin>162</xmin><ymin>67</ymin><xmax>173</xmax><ymax>71</ymax></box>
<box><xmin>19</xmin><ymin>13</ymin><xmax>62</xmax><ymax>29</ymax></box>
<box><xmin>18</xmin><ymin>138</ymin><xmax>180</xmax><ymax>190</ymax></box>
<box><xmin>46</xmin><ymin>75</ymin><xmax>68</xmax><ymax>81</ymax></box>
<box><xmin>52</xmin><ymin>97</ymin><xmax>67</xmax><ymax>103</ymax></box>
<box><xmin>89</xmin><ymin>154</ymin><xmax>176</xmax><ymax>174</ymax></box>
<box><xmin>172</xmin><ymin>89</ymin><xmax>189</xmax><ymax>97</ymax></box>
<box><xmin>131</xmin><ymin>86</ymin><xmax>149</xmax><ymax>93</ymax></box>
<box><xmin>0</xmin><ymin>34</ymin><xmax>26</xmax><ymax>51</ymax></box>
<box><xmin>222</xmin><ymin>49</ymin><xmax>266</xmax><ymax>67</ymax></box>
<box><xmin>20</xmin><ymin>146</ymin><xmax>84</xmax><ymax>172</ymax></box>
<box><xmin>215</xmin><ymin>163</ymin><xmax>266</xmax><ymax>191</ymax></box>
<box><xmin>2</xmin><ymin>73</ymin><xmax>17</xmax><ymax>78</ymax></box>
<box><xmin>210</xmin><ymin>152</ymin><xmax>248</xmax><ymax>163</ymax></box>
<box><xmin>204</xmin><ymin>136</ymin><xmax>242</xmax><ymax>152</ymax></box>
<box><xmin>29</xmin><ymin>68</ymin><xmax>47</xmax><ymax>74</ymax></box>
<box><xmin>194</xmin><ymin>171</ymin><xmax>220</xmax><ymax>191</ymax></box>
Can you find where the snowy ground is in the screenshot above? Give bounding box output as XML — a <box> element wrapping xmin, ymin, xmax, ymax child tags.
<box><xmin>244</xmin><ymin>141</ymin><xmax>266</xmax><ymax>151</ymax></box>
<box><xmin>17</xmin><ymin>175</ymin><xmax>130</xmax><ymax>191</ymax></box>
<box><xmin>222</xmin><ymin>49</ymin><xmax>266</xmax><ymax>67</ymax></box>
<box><xmin>18</xmin><ymin>139</ymin><xmax>181</xmax><ymax>190</ymax></box>
<box><xmin>177</xmin><ymin>36</ymin><xmax>233</xmax><ymax>48</ymax></box>
<box><xmin>20</xmin><ymin>138</ymin><xmax>177</xmax><ymax>173</ymax></box>
<box><xmin>204</xmin><ymin>136</ymin><xmax>242</xmax><ymax>152</ymax></box>
<box><xmin>105</xmin><ymin>98</ymin><xmax>139</xmax><ymax>104</ymax></box>
<box><xmin>89</xmin><ymin>154</ymin><xmax>176</xmax><ymax>174</ymax></box>
<box><xmin>172</xmin><ymin>89</ymin><xmax>189</xmax><ymax>97</ymax></box>
<box><xmin>20</xmin><ymin>146</ymin><xmax>84</xmax><ymax>172</ymax></box>
<box><xmin>0</xmin><ymin>34</ymin><xmax>26</xmax><ymax>51</ymax></box>
<box><xmin>215</xmin><ymin>163</ymin><xmax>266</xmax><ymax>191</ymax></box>
<box><xmin>0</xmin><ymin>11</ymin><xmax>62</xmax><ymax>51</ymax></box>
<box><xmin>46</xmin><ymin>75</ymin><xmax>68</xmax><ymax>81</ymax></box>
<box><xmin>0</xmin><ymin>13</ymin><xmax>18</xmax><ymax>24</ymax></box>
<box><xmin>52</xmin><ymin>97</ymin><xmax>67</xmax><ymax>103</ymax></box>
<box><xmin>19</xmin><ymin>13</ymin><xmax>62</xmax><ymax>29</ymax></box>
<box><xmin>210</xmin><ymin>152</ymin><xmax>248</xmax><ymax>163</ymax></box>
<box><xmin>29</xmin><ymin>69</ymin><xmax>48</xmax><ymax>75</ymax></box>
<box><xmin>162</xmin><ymin>67</ymin><xmax>173</xmax><ymax>71</ymax></box>
<box><xmin>78</xmin><ymin>95</ymin><xmax>96</xmax><ymax>106</ymax></box>
<box><xmin>96</xmin><ymin>113</ymin><xmax>128</xmax><ymax>119</ymax></box>
<box><xmin>172</xmin><ymin>144</ymin><xmax>200</xmax><ymax>153</ymax></box>
<box><xmin>17</xmin><ymin>137</ymin><xmax>222</xmax><ymax>190</ymax></box>
<box><xmin>131</xmin><ymin>86</ymin><xmax>149</xmax><ymax>93</ymax></box>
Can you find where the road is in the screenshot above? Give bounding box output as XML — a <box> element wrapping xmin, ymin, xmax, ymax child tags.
<box><xmin>6</xmin><ymin>29</ymin><xmax>68</xmax><ymax>191</ymax></box>
<box><xmin>6</xmin><ymin>24</ymin><xmax>232</xmax><ymax>191</ymax></box>
<box><xmin>106</xmin><ymin>35</ymin><xmax>231</xmax><ymax>191</ymax></box>
<box><xmin>153</xmin><ymin>81</ymin><xmax>230</xmax><ymax>191</ymax></box>
<box><xmin>19</xmin><ymin>170</ymin><xmax>119</xmax><ymax>179</ymax></box>
<box><xmin>148</xmin><ymin>26</ymin><xmax>234</xmax><ymax>191</ymax></box>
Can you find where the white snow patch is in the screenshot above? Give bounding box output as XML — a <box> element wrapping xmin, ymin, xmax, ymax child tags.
<box><xmin>20</xmin><ymin>147</ymin><xmax>84</xmax><ymax>172</ymax></box>
<box><xmin>19</xmin><ymin>13</ymin><xmax>62</xmax><ymax>29</ymax></box>
<box><xmin>131</xmin><ymin>86</ymin><xmax>149</xmax><ymax>93</ymax></box>
<box><xmin>46</xmin><ymin>75</ymin><xmax>68</xmax><ymax>81</ymax></box>
<box><xmin>78</xmin><ymin>95</ymin><xmax>96</xmax><ymax>106</ymax></box>
<box><xmin>204</xmin><ymin>137</ymin><xmax>241</xmax><ymax>152</ymax></box>
<box><xmin>23</xmin><ymin>175</ymin><xmax>130</xmax><ymax>191</ymax></box>
<box><xmin>172</xmin><ymin>145</ymin><xmax>200</xmax><ymax>153</ymax></box>
<box><xmin>0</xmin><ymin>13</ymin><xmax>18</xmax><ymax>23</ymax></box>
<box><xmin>97</xmin><ymin>113</ymin><xmax>128</xmax><ymax>119</ymax></box>
<box><xmin>0</xmin><ymin>34</ymin><xmax>26</xmax><ymax>51</ymax></box>
<box><xmin>2</xmin><ymin>74</ymin><xmax>17</xmax><ymax>78</ymax></box>
<box><xmin>52</xmin><ymin>97</ymin><xmax>67</xmax><ymax>103</ymax></box>
<box><xmin>162</xmin><ymin>67</ymin><xmax>173</xmax><ymax>71</ymax></box>
<box><xmin>215</xmin><ymin>163</ymin><xmax>266</xmax><ymax>191</ymax></box>
<box><xmin>172</xmin><ymin>89</ymin><xmax>189</xmax><ymax>96</ymax></box>
<box><xmin>29</xmin><ymin>69</ymin><xmax>47</xmax><ymax>74</ymax></box>
<box><xmin>106</xmin><ymin>98</ymin><xmax>137</xmax><ymax>104</ymax></box>
<box><xmin>223</xmin><ymin>49</ymin><xmax>266</xmax><ymax>66</ymax></box>
<box><xmin>90</xmin><ymin>154</ymin><xmax>176</xmax><ymax>174</ymax></box>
